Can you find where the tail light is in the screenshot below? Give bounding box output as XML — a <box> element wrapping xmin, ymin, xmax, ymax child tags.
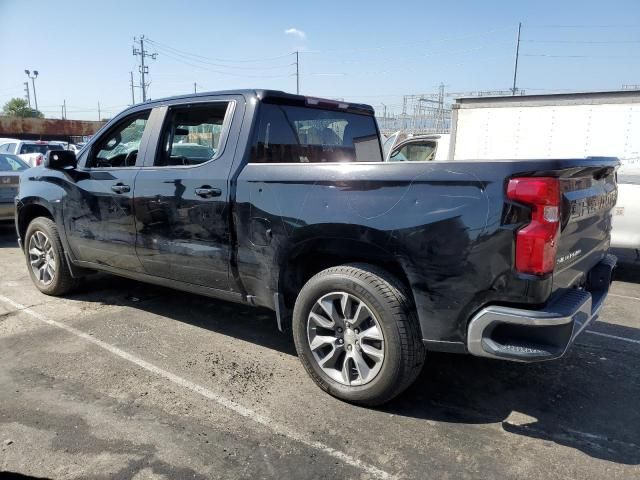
<box><xmin>506</xmin><ymin>177</ymin><xmax>561</xmax><ymax>275</ymax></box>
<box><xmin>36</xmin><ymin>154</ymin><xmax>43</xmax><ymax>166</ymax></box>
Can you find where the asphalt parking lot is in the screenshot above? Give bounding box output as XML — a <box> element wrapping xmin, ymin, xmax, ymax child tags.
<box><xmin>0</xmin><ymin>223</ymin><xmax>638</xmax><ymax>479</ymax></box>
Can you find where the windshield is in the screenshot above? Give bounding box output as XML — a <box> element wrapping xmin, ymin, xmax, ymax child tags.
<box><xmin>19</xmin><ymin>143</ymin><xmax>58</xmax><ymax>155</ymax></box>
<box><xmin>251</xmin><ymin>103</ymin><xmax>382</xmax><ymax>163</ymax></box>
<box><xmin>0</xmin><ymin>154</ymin><xmax>29</xmax><ymax>171</ymax></box>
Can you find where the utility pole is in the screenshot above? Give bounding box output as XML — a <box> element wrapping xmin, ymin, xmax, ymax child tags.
<box><xmin>295</xmin><ymin>50</ymin><xmax>300</xmax><ymax>94</ymax></box>
<box><xmin>133</xmin><ymin>36</ymin><xmax>157</xmax><ymax>102</ymax></box>
<box><xmin>130</xmin><ymin>71</ymin><xmax>136</xmax><ymax>105</ymax></box>
<box><xmin>25</xmin><ymin>69</ymin><xmax>39</xmax><ymax>111</ymax></box>
<box><xmin>511</xmin><ymin>22</ymin><xmax>522</xmax><ymax>96</ymax></box>
<box><xmin>24</xmin><ymin>82</ymin><xmax>31</xmax><ymax>108</ymax></box>
<box><xmin>98</xmin><ymin>102</ymin><xmax>101</xmax><ymax>121</ymax></box>
<box><xmin>63</xmin><ymin>99</ymin><xmax>67</xmax><ymax>119</ymax></box>
<box><xmin>194</xmin><ymin>82</ymin><xmax>197</xmax><ymax>94</ymax></box>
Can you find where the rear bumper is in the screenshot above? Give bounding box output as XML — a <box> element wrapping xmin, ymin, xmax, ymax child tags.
<box><xmin>467</xmin><ymin>254</ymin><xmax>616</xmax><ymax>362</ymax></box>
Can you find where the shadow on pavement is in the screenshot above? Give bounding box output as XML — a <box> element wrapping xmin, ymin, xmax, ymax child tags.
<box><xmin>65</xmin><ymin>273</ymin><xmax>297</xmax><ymax>357</ymax></box>
<box><xmin>1</xmin><ymin>227</ymin><xmax>637</xmax><ymax>466</ymax></box>
<box><xmin>60</xmin><ymin>270</ymin><xmax>640</xmax><ymax>466</ymax></box>
<box><xmin>385</xmin><ymin>333</ymin><xmax>640</xmax><ymax>465</ymax></box>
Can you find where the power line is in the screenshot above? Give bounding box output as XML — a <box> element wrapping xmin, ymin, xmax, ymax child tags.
<box><xmin>523</xmin><ymin>39</ymin><xmax>640</xmax><ymax>44</ymax></box>
<box><xmin>144</xmin><ymin>38</ymin><xmax>292</xmax><ymax>64</ymax></box>
<box><xmin>523</xmin><ymin>53</ymin><xmax>640</xmax><ymax>59</ymax></box>
<box><xmin>147</xmin><ymin>42</ymin><xmax>292</xmax><ymax>71</ymax></box>
<box><xmin>154</xmin><ymin>47</ymin><xmax>293</xmax><ymax>78</ymax></box>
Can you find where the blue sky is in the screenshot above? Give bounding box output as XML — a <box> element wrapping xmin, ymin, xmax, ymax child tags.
<box><xmin>1</xmin><ymin>0</ymin><xmax>639</xmax><ymax>120</ymax></box>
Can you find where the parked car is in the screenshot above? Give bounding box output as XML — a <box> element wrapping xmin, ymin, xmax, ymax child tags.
<box><xmin>0</xmin><ymin>153</ymin><xmax>29</xmax><ymax>221</ymax></box>
<box><xmin>15</xmin><ymin>90</ymin><xmax>618</xmax><ymax>405</ymax></box>
<box><xmin>384</xmin><ymin>132</ymin><xmax>450</xmax><ymax>162</ymax></box>
<box><xmin>611</xmin><ymin>164</ymin><xmax>640</xmax><ymax>257</ymax></box>
<box><xmin>0</xmin><ymin>139</ymin><xmax>66</xmax><ymax>167</ymax></box>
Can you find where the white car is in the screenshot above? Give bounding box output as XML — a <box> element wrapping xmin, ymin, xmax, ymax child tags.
<box><xmin>611</xmin><ymin>163</ymin><xmax>640</xmax><ymax>255</ymax></box>
<box><xmin>0</xmin><ymin>139</ymin><xmax>65</xmax><ymax>167</ymax></box>
<box><xmin>383</xmin><ymin>132</ymin><xmax>451</xmax><ymax>162</ymax></box>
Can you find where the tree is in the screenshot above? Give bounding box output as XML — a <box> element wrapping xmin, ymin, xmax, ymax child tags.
<box><xmin>2</xmin><ymin>98</ymin><xmax>44</xmax><ymax>118</ymax></box>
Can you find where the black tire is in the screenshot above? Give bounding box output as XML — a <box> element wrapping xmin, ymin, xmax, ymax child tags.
<box><xmin>24</xmin><ymin>217</ymin><xmax>79</xmax><ymax>296</ymax></box>
<box><xmin>292</xmin><ymin>263</ymin><xmax>425</xmax><ymax>406</ymax></box>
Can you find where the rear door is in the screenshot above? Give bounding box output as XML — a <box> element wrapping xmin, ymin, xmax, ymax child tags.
<box><xmin>63</xmin><ymin>108</ymin><xmax>155</xmax><ymax>272</ymax></box>
<box><xmin>133</xmin><ymin>96</ymin><xmax>240</xmax><ymax>290</ymax></box>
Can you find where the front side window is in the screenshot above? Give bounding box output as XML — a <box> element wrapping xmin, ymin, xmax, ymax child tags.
<box><xmin>390</xmin><ymin>141</ymin><xmax>437</xmax><ymax>162</ymax></box>
<box><xmin>250</xmin><ymin>103</ymin><xmax>382</xmax><ymax>163</ymax></box>
<box><xmin>153</xmin><ymin>102</ymin><xmax>230</xmax><ymax>167</ymax></box>
<box><xmin>89</xmin><ymin>111</ymin><xmax>150</xmax><ymax>168</ymax></box>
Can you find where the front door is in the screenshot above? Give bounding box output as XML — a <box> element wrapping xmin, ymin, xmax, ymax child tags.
<box><xmin>63</xmin><ymin>109</ymin><xmax>153</xmax><ymax>272</ymax></box>
<box><xmin>133</xmin><ymin>99</ymin><xmax>238</xmax><ymax>290</ymax></box>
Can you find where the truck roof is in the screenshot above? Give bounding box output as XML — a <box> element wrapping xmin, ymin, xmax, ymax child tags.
<box><xmin>137</xmin><ymin>89</ymin><xmax>375</xmax><ymax>116</ymax></box>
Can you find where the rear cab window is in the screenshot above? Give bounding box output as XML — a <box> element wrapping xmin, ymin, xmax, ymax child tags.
<box><xmin>19</xmin><ymin>143</ymin><xmax>57</xmax><ymax>155</ymax></box>
<box><xmin>250</xmin><ymin>101</ymin><xmax>382</xmax><ymax>163</ymax></box>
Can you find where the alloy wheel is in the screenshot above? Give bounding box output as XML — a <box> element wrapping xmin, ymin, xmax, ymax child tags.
<box><xmin>307</xmin><ymin>291</ymin><xmax>385</xmax><ymax>386</ymax></box>
<box><xmin>28</xmin><ymin>230</ymin><xmax>56</xmax><ymax>286</ymax></box>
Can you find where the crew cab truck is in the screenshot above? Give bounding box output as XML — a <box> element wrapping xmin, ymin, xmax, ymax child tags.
<box><xmin>15</xmin><ymin>90</ymin><xmax>618</xmax><ymax>405</ymax></box>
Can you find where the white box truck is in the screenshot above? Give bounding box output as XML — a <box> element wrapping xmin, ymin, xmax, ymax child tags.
<box><xmin>448</xmin><ymin>91</ymin><xmax>640</xmax><ymax>254</ymax></box>
<box><xmin>385</xmin><ymin>91</ymin><xmax>640</xmax><ymax>253</ymax></box>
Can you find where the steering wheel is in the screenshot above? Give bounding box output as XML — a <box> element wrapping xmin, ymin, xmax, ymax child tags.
<box><xmin>123</xmin><ymin>149</ymin><xmax>138</xmax><ymax>166</ymax></box>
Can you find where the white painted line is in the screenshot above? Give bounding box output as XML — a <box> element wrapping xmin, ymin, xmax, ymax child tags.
<box><xmin>0</xmin><ymin>295</ymin><xmax>393</xmax><ymax>480</ymax></box>
<box><xmin>608</xmin><ymin>293</ymin><xmax>640</xmax><ymax>302</ymax></box>
<box><xmin>586</xmin><ymin>330</ymin><xmax>640</xmax><ymax>345</ymax></box>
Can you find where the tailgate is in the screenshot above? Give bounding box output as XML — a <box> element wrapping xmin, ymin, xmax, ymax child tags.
<box><xmin>553</xmin><ymin>164</ymin><xmax>617</xmax><ymax>290</ymax></box>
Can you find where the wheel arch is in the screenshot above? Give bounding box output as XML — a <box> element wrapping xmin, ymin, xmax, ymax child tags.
<box><xmin>277</xmin><ymin>236</ymin><xmax>417</xmax><ymax>333</ymax></box>
<box><xmin>17</xmin><ymin>200</ymin><xmax>56</xmax><ymax>250</ymax></box>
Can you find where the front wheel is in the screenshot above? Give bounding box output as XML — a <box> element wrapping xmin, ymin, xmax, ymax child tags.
<box><xmin>24</xmin><ymin>217</ymin><xmax>79</xmax><ymax>296</ymax></box>
<box><xmin>292</xmin><ymin>264</ymin><xmax>425</xmax><ymax>406</ymax></box>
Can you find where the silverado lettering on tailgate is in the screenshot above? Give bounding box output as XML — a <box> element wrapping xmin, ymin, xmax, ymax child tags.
<box><xmin>570</xmin><ymin>190</ymin><xmax>617</xmax><ymax>220</ymax></box>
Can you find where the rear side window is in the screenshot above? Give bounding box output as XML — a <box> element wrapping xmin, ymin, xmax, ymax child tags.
<box><xmin>153</xmin><ymin>102</ymin><xmax>231</xmax><ymax>167</ymax></box>
<box><xmin>250</xmin><ymin>103</ymin><xmax>382</xmax><ymax>163</ymax></box>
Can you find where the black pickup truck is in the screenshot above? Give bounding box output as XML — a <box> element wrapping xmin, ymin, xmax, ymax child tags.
<box><xmin>15</xmin><ymin>90</ymin><xmax>618</xmax><ymax>405</ymax></box>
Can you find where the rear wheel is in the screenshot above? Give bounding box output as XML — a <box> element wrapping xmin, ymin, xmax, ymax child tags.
<box><xmin>293</xmin><ymin>263</ymin><xmax>425</xmax><ymax>406</ymax></box>
<box><xmin>25</xmin><ymin>217</ymin><xmax>79</xmax><ymax>296</ymax></box>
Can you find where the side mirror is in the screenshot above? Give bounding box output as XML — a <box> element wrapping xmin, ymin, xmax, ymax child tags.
<box><xmin>45</xmin><ymin>150</ymin><xmax>77</xmax><ymax>170</ymax></box>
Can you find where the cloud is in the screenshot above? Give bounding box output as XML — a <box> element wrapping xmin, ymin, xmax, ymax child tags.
<box><xmin>284</xmin><ymin>28</ymin><xmax>307</xmax><ymax>40</ymax></box>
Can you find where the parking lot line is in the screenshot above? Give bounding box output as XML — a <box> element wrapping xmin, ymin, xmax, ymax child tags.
<box><xmin>586</xmin><ymin>330</ymin><xmax>640</xmax><ymax>345</ymax></box>
<box><xmin>0</xmin><ymin>295</ymin><xmax>393</xmax><ymax>480</ymax></box>
<box><xmin>608</xmin><ymin>293</ymin><xmax>640</xmax><ymax>302</ymax></box>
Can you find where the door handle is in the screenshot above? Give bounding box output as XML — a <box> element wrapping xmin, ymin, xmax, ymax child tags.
<box><xmin>111</xmin><ymin>183</ymin><xmax>131</xmax><ymax>194</ymax></box>
<box><xmin>195</xmin><ymin>186</ymin><xmax>222</xmax><ymax>198</ymax></box>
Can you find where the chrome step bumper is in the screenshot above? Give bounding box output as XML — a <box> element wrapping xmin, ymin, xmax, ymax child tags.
<box><xmin>467</xmin><ymin>254</ymin><xmax>616</xmax><ymax>362</ymax></box>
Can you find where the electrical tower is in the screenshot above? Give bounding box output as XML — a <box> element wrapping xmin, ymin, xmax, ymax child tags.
<box><xmin>132</xmin><ymin>36</ymin><xmax>157</xmax><ymax>102</ymax></box>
